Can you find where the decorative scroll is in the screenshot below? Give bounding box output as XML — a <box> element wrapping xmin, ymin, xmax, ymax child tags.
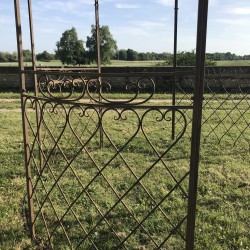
<box><xmin>38</xmin><ymin>73</ymin><xmax>155</xmax><ymax>105</ymax></box>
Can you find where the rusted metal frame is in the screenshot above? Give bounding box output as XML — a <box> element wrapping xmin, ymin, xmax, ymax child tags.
<box><xmin>115</xmin><ymin>172</ymin><xmax>189</xmax><ymax>249</ymax></box>
<box><xmin>201</xmin><ymin>92</ymin><xmax>232</xmax><ymax>142</ymax></box>
<box><xmin>47</xmin><ymin>105</ymin><xmax>186</xmax><ymax>245</ymax></box>
<box><xmin>24</xmin><ymin>105</ymin><xmax>74</xmax><ymax>247</ymax></box>
<box><xmin>140</xmin><ymin>109</ymin><xmax>188</xmax><ymax>199</ymax></box>
<box><xmin>38</xmin><ymin>108</ymin><xmax>127</xmax><ymax>248</ymax></box>
<box><xmin>74</xmin><ymin>107</ymin><xmax>188</xmax><ymax>248</ymax></box>
<box><xmin>14</xmin><ymin>0</ymin><xmax>35</xmax><ymax>238</ymax></box>
<box><xmin>22</xmin><ymin>102</ymin><xmax>97</xmax><ymax>243</ymax></box>
<box><xmin>172</xmin><ymin>0</ymin><xmax>179</xmax><ymax>140</ymax></box>
<box><xmin>48</xmin><ymin>107</ymin><xmax>160</xmax><ymax>249</ymax></box>
<box><xmin>203</xmin><ymin>93</ymin><xmax>247</xmax><ymax>143</ymax></box>
<box><xmin>186</xmin><ymin>0</ymin><xmax>209</xmax><ymax>249</ymax></box>
<box><xmin>28</xmin><ymin>136</ymin><xmax>100</xmax><ymax>250</ymax></box>
<box><xmin>76</xmin><ymin>144</ymin><xmax>163</xmax><ymax>248</ymax></box>
<box><xmin>27</xmin><ymin>0</ymin><xmax>43</xmax><ymax>172</ymax></box>
<box><xmin>28</xmin><ymin>150</ymin><xmax>56</xmax><ymax>247</ymax></box>
<box><xmin>38</xmin><ymin>114</ymin><xmax>128</xmax><ymax>249</ymax></box>
<box><xmin>49</xmin><ymin>106</ymin><xmax>151</xmax><ymax>249</ymax></box>
<box><xmin>43</xmin><ymin>105</ymin><xmax>186</xmax><ymax>248</ymax></box>
<box><xmin>101</xmin><ymin>120</ymin><xmax>187</xmax><ymax>241</ymax></box>
<box><xmin>218</xmin><ymin>98</ymin><xmax>250</xmax><ymax>144</ymax></box>
<box><xmin>98</xmin><ymin>109</ymin><xmax>185</xmax><ymax>242</ymax></box>
<box><xmin>22</xmin><ymin>94</ymin><xmax>194</xmax><ymax>110</ymax></box>
<box><xmin>31</xmin><ymin>106</ymin><xmax>101</xmax><ymax>223</ymax></box>
<box><xmin>95</xmin><ymin>0</ymin><xmax>104</xmax><ymax>148</ymax></box>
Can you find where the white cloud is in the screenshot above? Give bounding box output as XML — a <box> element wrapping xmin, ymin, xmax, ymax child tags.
<box><xmin>215</xmin><ymin>18</ymin><xmax>249</xmax><ymax>25</ymax></box>
<box><xmin>156</xmin><ymin>0</ymin><xmax>174</xmax><ymax>7</ymax></box>
<box><xmin>209</xmin><ymin>0</ymin><xmax>218</xmax><ymax>7</ymax></box>
<box><xmin>227</xmin><ymin>7</ymin><xmax>250</xmax><ymax>15</ymax></box>
<box><xmin>131</xmin><ymin>20</ymin><xmax>166</xmax><ymax>29</ymax></box>
<box><xmin>116</xmin><ymin>3</ymin><xmax>140</xmax><ymax>9</ymax></box>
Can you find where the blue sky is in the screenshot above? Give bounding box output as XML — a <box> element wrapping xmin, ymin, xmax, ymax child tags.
<box><xmin>1</xmin><ymin>0</ymin><xmax>250</xmax><ymax>55</ymax></box>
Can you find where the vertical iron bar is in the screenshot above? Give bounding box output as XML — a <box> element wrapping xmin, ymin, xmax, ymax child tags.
<box><xmin>186</xmin><ymin>0</ymin><xmax>209</xmax><ymax>249</ymax></box>
<box><xmin>27</xmin><ymin>0</ymin><xmax>43</xmax><ymax>172</ymax></box>
<box><xmin>95</xmin><ymin>0</ymin><xmax>103</xmax><ymax>148</ymax></box>
<box><xmin>95</xmin><ymin>0</ymin><xmax>101</xmax><ymax>75</ymax></box>
<box><xmin>172</xmin><ymin>0</ymin><xmax>178</xmax><ymax>140</ymax></box>
<box><xmin>14</xmin><ymin>0</ymin><xmax>35</xmax><ymax>238</ymax></box>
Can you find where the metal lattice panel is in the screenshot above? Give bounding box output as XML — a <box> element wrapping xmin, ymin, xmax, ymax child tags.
<box><xmin>14</xmin><ymin>0</ymin><xmax>209</xmax><ymax>249</ymax></box>
<box><xmin>24</xmin><ymin>74</ymin><xmax>192</xmax><ymax>249</ymax></box>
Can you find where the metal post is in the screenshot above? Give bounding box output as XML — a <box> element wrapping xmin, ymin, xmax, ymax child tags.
<box><xmin>172</xmin><ymin>0</ymin><xmax>178</xmax><ymax>140</ymax></box>
<box><xmin>95</xmin><ymin>0</ymin><xmax>101</xmax><ymax>75</ymax></box>
<box><xmin>95</xmin><ymin>0</ymin><xmax>103</xmax><ymax>148</ymax></box>
<box><xmin>186</xmin><ymin>0</ymin><xmax>209</xmax><ymax>249</ymax></box>
<box><xmin>27</xmin><ymin>0</ymin><xmax>43</xmax><ymax>172</ymax></box>
<box><xmin>14</xmin><ymin>0</ymin><xmax>35</xmax><ymax>238</ymax></box>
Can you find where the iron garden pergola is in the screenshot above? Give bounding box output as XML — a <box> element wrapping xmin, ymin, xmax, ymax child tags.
<box><xmin>14</xmin><ymin>0</ymin><xmax>209</xmax><ymax>249</ymax></box>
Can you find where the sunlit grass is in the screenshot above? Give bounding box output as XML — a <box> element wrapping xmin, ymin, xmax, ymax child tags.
<box><xmin>0</xmin><ymin>94</ymin><xmax>249</xmax><ymax>249</ymax></box>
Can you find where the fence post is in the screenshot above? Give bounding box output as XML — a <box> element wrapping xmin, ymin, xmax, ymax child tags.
<box><xmin>94</xmin><ymin>0</ymin><xmax>104</xmax><ymax>149</ymax></box>
<box><xmin>172</xmin><ymin>0</ymin><xmax>179</xmax><ymax>140</ymax></box>
<box><xmin>27</xmin><ymin>0</ymin><xmax>43</xmax><ymax>173</ymax></box>
<box><xmin>14</xmin><ymin>0</ymin><xmax>35</xmax><ymax>238</ymax></box>
<box><xmin>186</xmin><ymin>0</ymin><xmax>209</xmax><ymax>249</ymax></box>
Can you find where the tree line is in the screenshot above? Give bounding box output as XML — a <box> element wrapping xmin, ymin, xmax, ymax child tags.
<box><xmin>0</xmin><ymin>50</ymin><xmax>55</xmax><ymax>63</ymax></box>
<box><xmin>0</xmin><ymin>25</ymin><xmax>249</xmax><ymax>65</ymax></box>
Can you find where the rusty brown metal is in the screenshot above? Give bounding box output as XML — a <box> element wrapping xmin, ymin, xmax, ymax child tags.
<box><xmin>171</xmin><ymin>0</ymin><xmax>179</xmax><ymax>140</ymax></box>
<box><xmin>94</xmin><ymin>0</ymin><xmax>104</xmax><ymax>148</ymax></box>
<box><xmin>186</xmin><ymin>0</ymin><xmax>209</xmax><ymax>249</ymax></box>
<box><xmin>14</xmin><ymin>0</ymin><xmax>210</xmax><ymax>248</ymax></box>
<box><xmin>14</xmin><ymin>0</ymin><xmax>35</xmax><ymax>238</ymax></box>
<box><xmin>27</xmin><ymin>0</ymin><xmax>43</xmax><ymax>173</ymax></box>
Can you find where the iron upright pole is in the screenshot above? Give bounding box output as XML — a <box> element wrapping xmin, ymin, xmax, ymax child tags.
<box><xmin>27</xmin><ymin>0</ymin><xmax>43</xmax><ymax>172</ymax></box>
<box><xmin>172</xmin><ymin>0</ymin><xmax>179</xmax><ymax>140</ymax></box>
<box><xmin>95</xmin><ymin>0</ymin><xmax>101</xmax><ymax>75</ymax></box>
<box><xmin>14</xmin><ymin>0</ymin><xmax>35</xmax><ymax>238</ymax></box>
<box><xmin>186</xmin><ymin>0</ymin><xmax>209</xmax><ymax>249</ymax></box>
<box><xmin>95</xmin><ymin>0</ymin><xmax>103</xmax><ymax>148</ymax></box>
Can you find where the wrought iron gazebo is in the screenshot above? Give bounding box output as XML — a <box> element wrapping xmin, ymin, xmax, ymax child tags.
<box><xmin>14</xmin><ymin>0</ymin><xmax>209</xmax><ymax>249</ymax></box>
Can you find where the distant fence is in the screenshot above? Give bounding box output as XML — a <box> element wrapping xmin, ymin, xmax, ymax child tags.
<box><xmin>1</xmin><ymin>66</ymin><xmax>250</xmax><ymax>92</ymax></box>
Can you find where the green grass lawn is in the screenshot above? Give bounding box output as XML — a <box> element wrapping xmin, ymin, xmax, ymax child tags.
<box><xmin>1</xmin><ymin>59</ymin><xmax>250</xmax><ymax>67</ymax></box>
<box><xmin>0</xmin><ymin>60</ymin><xmax>164</xmax><ymax>68</ymax></box>
<box><xmin>0</xmin><ymin>94</ymin><xmax>249</xmax><ymax>249</ymax></box>
<box><xmin>216</xmin><ymin>60</ymin><xmax>250</xmax><ymax>66</ymax></box>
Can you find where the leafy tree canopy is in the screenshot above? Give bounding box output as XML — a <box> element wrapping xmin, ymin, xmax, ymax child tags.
<box><xmin>161</xmin><ymin>50</ymin><xmax>216</xmax><ymax>66</ymax></box>
<box><xmin>55</xmin><ymin>27</ymin><xmax>85</xmax><ymax>65</ymax></box>
<box><xmin>86</xmin><ymin>25</ymin><xmax>117</xmax><ymax>65</ymax></box>
<box><xmin>36</xmin><ymin>50</ymin><xmax>54</xmax><ymax>62</ymax></box>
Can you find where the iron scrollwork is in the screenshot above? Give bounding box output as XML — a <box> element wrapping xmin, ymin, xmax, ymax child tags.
<box><xmin>38</xmin><ymin>73</ymin><xmax>156</xmax><ymax>105</ymax></box>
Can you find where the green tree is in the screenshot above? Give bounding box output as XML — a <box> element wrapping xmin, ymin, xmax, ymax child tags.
<box><xmin>0</xmin><ymin>52</ymin><xmax>18</xmax><ymax>62</ymax></box>
<box><xmin>55</xmin><ymin>27</ymin><xmax>85</xmax><ymax>65</ymax></box>
<box><xmin>126</xmin><ymin>49</ymin><xmax>138</xmax><ymax>61</ymax></box>
<box><xmin>36</xmin><ymin>50</ymin><xmax>54</xmax><ymax>62</ymax></box>
<box><xmin>0</xmin><ymin>52</ymin><xmax>8</xmax><ymax>62</ymax></box>
<box><xmin>23</xmin><ymin>50</ymin><xmax>32</xmax><ymax>62</ymax></box>
<box><xmin>118</xmin><ymin>49</ymin><xmax>127</xmax><ymax>60</ymax></box>
<box><xmin>157</xmin><ymin>50</ymin><xmax>216</xmax><ymax>66</ymax></box>
<box><xmin>86</xmin><ymin>25</ymin><xmax>117</xmax><ymax>65</ymax></box>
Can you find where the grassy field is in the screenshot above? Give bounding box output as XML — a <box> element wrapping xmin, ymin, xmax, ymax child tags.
<box><xmin>216</xmin><ymin>60</ymin><xmax>250</xmax><ymax>67</ymax></box>
<box><xmin>0</xmin><ymin>94</ymin><xmax>249</xmax><ymax>249</ymax></box>
<box><xmin>0</xmin><ymin>60</ymin><xmax>164</xmax><ymax>68</ymax></box>
<box><xmin>1</xmin><ymin>59</ymin><xmax>250</xmax><ymax>67</ymax></box>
